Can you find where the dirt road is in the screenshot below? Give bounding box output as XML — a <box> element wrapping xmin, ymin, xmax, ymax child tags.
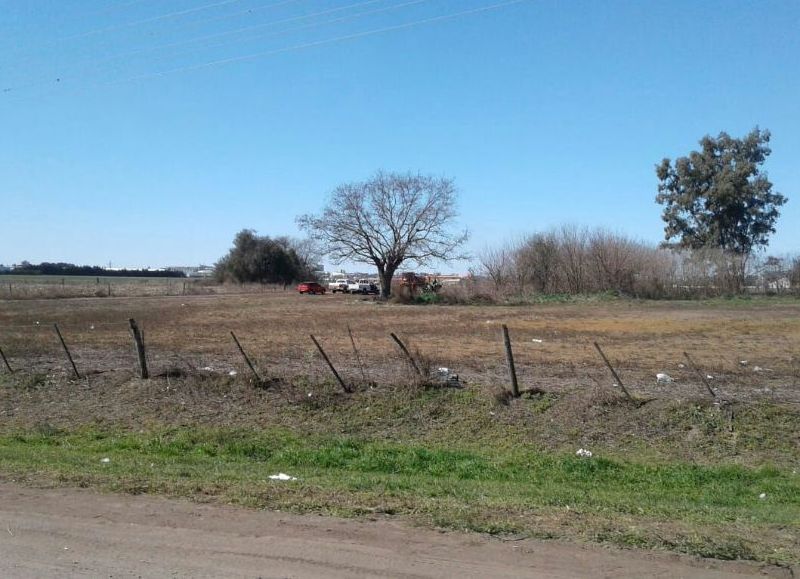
<box><xmin>0</xmin><ymin>484</ymin><xmax>785</xmax><ymax>578</ymax></box>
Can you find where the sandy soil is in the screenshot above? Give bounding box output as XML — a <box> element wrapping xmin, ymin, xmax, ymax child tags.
<box><xmin>0</xmin><ymin>483</ymin><xmax>790</xmax><ymax>579</ymax></box>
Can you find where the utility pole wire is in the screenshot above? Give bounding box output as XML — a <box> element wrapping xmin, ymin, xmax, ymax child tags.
<box><xmin>115</xmin><ymin>0</ymin><xmax>528</xmax><ymax>84</ymax></box>
<box><xmin>57</xmin><ymin>0</ymin><xmax>385</xmax><ymax>78</ymax></box>
<box><xmin>108</xmin><ymin>0</ymin><xmax>430</xmax><ymax>72</ymax></box>
<box><xmin>12</xmin><ymin>0</ymin><xmax>246</xmax><ymax>51</ymax></box>
<box><xmin>3</xmin><ymin>0</ymin><xmax>310</xmax><ymax>92</ymax></box>
<box><xmin>134</xmin><ymin>0</ymin><xmax>385</xmax><ymax>55</ymax></box>
<box><xmin>1</xmin><ymin>0</ymin><xmax>525</xmax><ymax>101</ymax></box>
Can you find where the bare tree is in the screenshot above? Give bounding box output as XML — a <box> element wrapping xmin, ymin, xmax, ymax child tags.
<box><xmin>588</xmin><ymin>229</ymin><xmax>638</xmax><ymax>293</ymax></box>
<box><xmin>517</xmin><ymin>231</ymin><xmax>560</xmax><ymax>293</ymax></box>
<box><xmin>298</xmin><ymin>171</ymin><xmax>468</xmax><ymax>298</ymax></box>
<box><xmin>283</xmin><ymin>236</ymin><xmax>324</xmax><ymax>277</ymax></box>
<box><xmin>478</xmin><ymin>244</ymin><xmax>513</xmax><ymax>296</ymax></box>
<box><xmin>559</xmin><ymin>224</ymin><xmax>589</xmax><ymax>294</ymax></box>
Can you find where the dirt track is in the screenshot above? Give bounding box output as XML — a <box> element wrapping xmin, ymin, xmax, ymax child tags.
<box><xmin>0</xmin><ymin>484</ymin><xmax>786</xmax><ymax>578</ymax></box>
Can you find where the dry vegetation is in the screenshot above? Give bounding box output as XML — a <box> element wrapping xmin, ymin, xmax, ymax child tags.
<box><xmin>0</xmin><ymin>291</ymin><xmax>798</xmax><ymax>404</ymax></box>
<box><xmin>2</xmin><ymin>291</ymin><xmax>800</xmax><ymax>566</ymax></box>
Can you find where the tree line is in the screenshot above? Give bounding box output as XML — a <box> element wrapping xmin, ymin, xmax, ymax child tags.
<box><xmin>4</xmin><ymin>262</ymin><xmax>186</xmax><ymax>278</ymax></box>
<box><xmin>478</xmin><ymin>226</ymin><xmax>800</xmax><ymax>299</ymax></box>
<box><xmin>218</xmin><ymin>127</ymin><xmax>790</xmax><ymax>299</ymax></box>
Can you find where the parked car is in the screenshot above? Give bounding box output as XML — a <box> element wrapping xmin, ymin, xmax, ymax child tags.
<box><xmin>328</xmin><ymin>278</ymin><xmax>350</xmax><ymax>293</ymax></box>
<box><xmin>297</xmin><ymin>282</ymin><xmax>326</xmax><ymax>295</ymax></box>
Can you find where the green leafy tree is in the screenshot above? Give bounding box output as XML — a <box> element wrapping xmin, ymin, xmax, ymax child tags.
<box><xmin>214</xmin><ymin>230</ymin><xmax>310</xmax><ymax>286</ymax></box>
<box><xmin>656</xmin><ymin>128</ymin><xmax>787</xmax><ymax>259</ymax></box>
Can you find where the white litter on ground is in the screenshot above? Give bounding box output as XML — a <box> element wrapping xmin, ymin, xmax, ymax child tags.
<box><xmin>228</xmin><ymin>370</ymin><xmax>237</xmax><ymax>376</ymax></box>
<box><xmin>576</xmin><ymin>448</ymin><xmax>593</xmax><ymax>458</ymax></box>
<box><xmin>202</xmin><ymin>366</ymin><xmax>213</xmax><ymax>371</ymax></box>
<box><xmin>531</xmin><ymin>339</ymin><xmax>544</xmax><ymax>343</ymax></box>
<box><xmin>269</xmin><ymin>473</ymin><xmax>298</xmax><ymax>481</ymax></box>
<box><xmin>759</xmin><ymin>493</ymin><xmax>767</xmax><ymax>499</ymax></box>
<box><xmin>438</xmin><ymin>367</ymin><xmax>449</xmax><ymax>374</ymax></box>
<box><xmin>100</xmin><ymin>458</ymin><xmax>110</xmax><ymax>464</ymax></box>
<box><xmin>678</xmin><ymin>363</ymin><xmax>685</xmax><ymax>369</ymax></box>
<box><xmin>740</xmin><ymin>360</ymin><xmax>749</xmax><ymax>366</ymax></box>
<box><xmin>706</xmin><ymin>375</ymin><xmax>714</xmax><ymax>380</ymax></box>
<box><xmin>656</xmin><ymin>373</ymin><xmax>674</xmax><ymax>383</ymax></box>
<box><xmin>753</xmin><ymin>366</ymin><xmax>763</xmax><ymax>372</ymax></box>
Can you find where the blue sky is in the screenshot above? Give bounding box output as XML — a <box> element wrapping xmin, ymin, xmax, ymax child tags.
<box><xmin>2</xmin><ymin>0</ymin><xmax>798</xmax><ymax>271</ymax></box>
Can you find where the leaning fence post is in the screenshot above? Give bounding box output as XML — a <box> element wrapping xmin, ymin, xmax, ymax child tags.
<box><xmin>593</xmin><ymin>342</ymin><xmax>633</xmax><ymax>401</ymax></box>
<box><xmin>53</xmin><ymin>323</ymin><xmax>80</xmax><ymax>379</ymax></box>
<box><xmin>310</xmin><ymin>334</ymin><xmax>350</xmax><ymax>393</ymax></box>
<box><xmin>347</xmin><ymin>324</ymin><xmax>368</xmax><ymax>384</ymax></box>
<box><xmin>501</xmin><ymin>324</ymin><xmax>520</xmax><ymax>398</ymax></box>
<box><xmin>230</xmin><ymin>331</ymin><xmax>263</xmax><ymax>386</ymax></box>
<box><xmin>0</xmin><ymin>344</ymin><xmax>13</xmax><ymax>374</ymax></box>
<box><xmin>683</xmin><ymin>351</ymin><xmax>716</xmax><ymax>399</ymax></box>
<box><xmin>389</xmin><ymin>332</ymin><xmax>422</xmax><ymax>377</ymax></box>
<box><xmin>128</xmin><ymin>319</ymin><xmax>149</xmax><ymax>379</ymax></box>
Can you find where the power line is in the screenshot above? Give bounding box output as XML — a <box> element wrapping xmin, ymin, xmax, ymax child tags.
<box><xmin>68</xmin><ymin>0</ymin><xmax>388</xmax><ymax>76</ymax></box>
<box><xmin>2</xmin><ymin>0</ymin><xmax>312</xmax><ymax>93</ymax></box>
<box><xmin>160</xmin><ymin>0</ymin><xmax>432</xmax><ymax>60</ymax></box>
<box><xmin>9</xmin><ymin>0</ymin><xmax>248</xmax><ymax>56</ymax></box>
<box><xmin>87</xmin><ymin>0</ymin><xmax>429</xmax><ymax>82</ymax></box>
<box><xmin>116</xmin><ymin>0</ymin><xmax>527</xmax><ymax>83</ymax></box>
<box><xmin>2</xmin><ymin>0</ymin><xmax>526</xmax><ymax>100</ymax></box>
<box><xmin>155</xmin><ymin>0</ymin><xmax>307</xmax><ymax>30</ymax></box>
<box><xmin>69</xmin><ymin>0</ymin><xmax>248</xmax><ymax>40</ymax></box>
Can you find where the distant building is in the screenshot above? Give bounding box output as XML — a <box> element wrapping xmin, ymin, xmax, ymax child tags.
<box><xmin>0</xmin><ymin>264</ymin><xmax>10</xmax><ymax>272</ymax></box>
<box><xmin>169</xmin><ymin>265</ymin><xmax>215</xmax><ymax>278</ymax></box>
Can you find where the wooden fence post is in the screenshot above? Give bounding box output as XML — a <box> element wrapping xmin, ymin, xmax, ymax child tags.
<box><xmin>390</xmin><ymin>333</ymin><xmax>422</xmax><ymax>377</ymax></box>
<box><xmin>593</xmin><ymin>342</ymin><xmax>633</xmax><ymax>401</ymax></box>
<box><xmin>128</xmin><ymin>319</ymin><xmax>149</xmax><ymax>379</ymax></box>
<box><xmin>230</xmin><ymin>331</ymin><xmax>263</xmax><ymax>386</ymax></box>
<box><xmin>0</xmin><ymin>344</ymin><xmax>13</xmax><ymax>374</ymax></box>
<box><xmin>501</xmin><ymin>324</ymin><xmax>520</xmax><ymax>398</ymax></box>
<box><xmin>53</xmin><ymin>324</ymin><xmax>81</xmax><ymax>379</ymax></box>
<box><xmin>310</xmin><ymin>334</ymin><xmax>350</xmax><ymax>393</ymax></box>
<box><xmin>683</xmin><ymin>352</ymin><xmax>716</xmax><ymax>399</ymax></box>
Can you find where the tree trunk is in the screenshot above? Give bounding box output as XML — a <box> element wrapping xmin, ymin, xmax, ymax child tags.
<box><xmin>379</xmin><ymin>266</ymin><xmax>397</xmax><ymax>299</ymax></box>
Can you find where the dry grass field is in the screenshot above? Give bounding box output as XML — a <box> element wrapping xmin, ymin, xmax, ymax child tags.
<box><xmin>0</xmin><ymin>291</ymin><xmax>798</xmax><ymax>403</ymax></box>
<box><xmin>2</xmin><ymin>292</ymin><xmax>800</xmax><ymax>566</ymax></box>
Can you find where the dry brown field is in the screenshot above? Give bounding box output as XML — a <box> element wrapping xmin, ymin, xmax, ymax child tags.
<box><xmin>1</xmin><ymin>292</ymin><xmax>798</xmax><ymax>404</ymax></box>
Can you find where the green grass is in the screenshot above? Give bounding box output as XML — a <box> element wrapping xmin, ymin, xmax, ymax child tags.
<box><xmin>1</xmin><ymin>426</ymin><xmax>798</xmax><ymax>564</ymax></box>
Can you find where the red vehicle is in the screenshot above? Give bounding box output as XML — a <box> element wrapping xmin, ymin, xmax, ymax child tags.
<box><xmin>297</xmin><ymin>282</ymin><xmax>326</xmax><ymax>295</ymax></box>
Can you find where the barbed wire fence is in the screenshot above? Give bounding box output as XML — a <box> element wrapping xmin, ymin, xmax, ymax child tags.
<box><xmin>1</xmin><ymin>315</ymin><xmax>794</xmax><ymax>408</ymax></box>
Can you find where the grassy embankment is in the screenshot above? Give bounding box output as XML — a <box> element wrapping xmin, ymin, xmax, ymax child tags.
<box><xmin>1</xmin><ymin>384</ymin><xmax>798</xmax><ymax>565</ymax></box>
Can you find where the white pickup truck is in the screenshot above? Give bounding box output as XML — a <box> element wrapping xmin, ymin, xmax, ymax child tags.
<box><xmin>349</xmin><ymin>279</ymin><xmax>380</xmax><ymax>294</ymax></box>
<box><xmin>328</xmin><ymin>278</ymin><xmax>379</xmax><ymax>294</ymax></box>
<box><xmin>328</xmin><ymin>279</ymin><xmax>351</xmax><ymax>293</ymax></box>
